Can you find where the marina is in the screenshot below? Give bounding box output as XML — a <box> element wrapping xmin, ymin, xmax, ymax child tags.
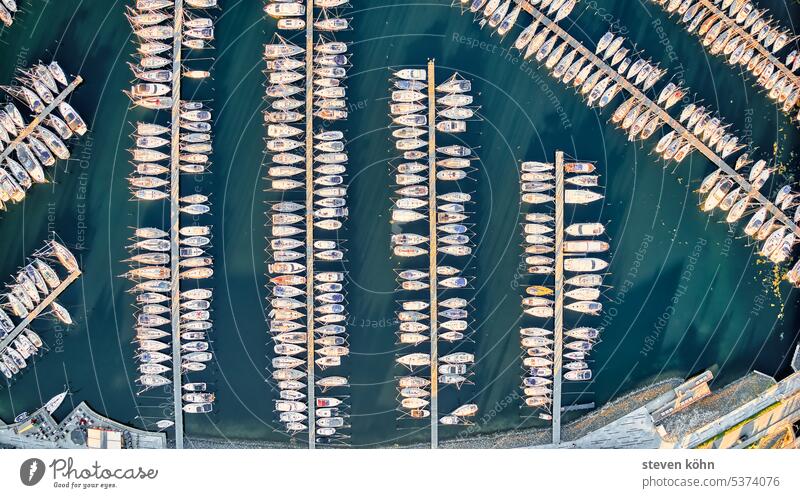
<box><xmin>0</xmin><ymin>238</ymin><xmax>79</xmax><ymax>381</ymax></box>
<box><xmin>123</xmin><ymin>0</ymin><xmax>220</xmax><ymax>449</ymax></box>
<box><xmin>263</xmin><ymin>0</ymin><xmax>353</xmax><ymax>447</ymax></box>
<box><xmin>0</xmin><ymin>61</ymin><xmax>85</xmax><ymax>212</ymax></box>
<box><xmin>518</xmin><ymin>151</ymin><xmax>609</xmax><ymax>443</ymax></box>
<box><xmin>390</xmin><ymin>61</ymin><xmax>480</xmax><ymax>448</ymax></box>
<box><xmin>456</xmin><ymin>0</ymin><xmax>800</xmax><ymax>279</ymax></box>
<box><xmin>0</xmin><ymin>0</ymin><xmax>798</xmax><ymax>451</ymax></box>
<box><xmin>647</xmin><ymin>0</ymin><xmax>800</xmax><ymax>124</ymax></box>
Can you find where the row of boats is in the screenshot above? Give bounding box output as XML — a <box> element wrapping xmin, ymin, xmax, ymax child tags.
<box><xmin>390</xmin><ymin>67</ymin><xmax>480</xmax><ymax>425</ymax></box>
<box><xmin>264</xmin><ymin>0</ymin><xmax>353</xmax><ymax>444</ymax></box>
<box><xmin>126</xmin><ymin>0</ymin><xmax>218</xmax><ymax>112</ymax></box>
<box><xmin>649</xmin><ymin>0</ymin><xmax>800</xmax><ymax>122</ymax></box>
<box><xmin>457</xmin><ymin>0</ymin><xmax>800</xmax><ymax>280</ymax></box>
<box><xmin>0</xmin><ymin>240</ymin><xmax>78</xmax><ymax>380</ymax></box>
<box><xmin>126</xmin><ymin>0</ymin><xmax>219</xmax><ymax>416</ymax></box>
<box><xmin>466</xmin><ymin>0</ymin><xmax>576</xmax><ymax>28</ymax></box>
<box><xmin>595</xmin><ymin>30</ymin><xmax>746</xmax><ymax>162</ymax></box>
<box><xmin>471</xmin><ymin>1</ymin><xmax>751</xmax><ymax>168</ymax></box>
<box><xmin>1</xmin><ymin>60</ymin><xmax>86</xmax><ymax>211</ymax></box>
<box><xmin>264</xmin><ymin>0</ymin><xmax>351</xmax><ymax>32</ymax></box>
<box><xmin>587</xmin><ymin>19</ymin><xmax>800</xmax><ymax>275</ymax></box>
<box><xmin>519</xmin><ymin>158</ymin><xmax>606</xmax><ymax>413</ymax></box>
<box><xmin>697</xmin><ymin>163</ymin><xmax>798</xmax><ymax>267</ymax></box>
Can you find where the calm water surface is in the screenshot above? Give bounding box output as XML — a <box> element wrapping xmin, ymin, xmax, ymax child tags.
<box><xmin>0</xmin><ymin>0</ymin><xmax>798</xmax><ymax>447</ymax></box>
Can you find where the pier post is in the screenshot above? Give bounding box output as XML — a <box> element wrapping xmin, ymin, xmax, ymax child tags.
<box><xmin>305</xmin><ymin>0</ymin><xmax>316</xmax><ymax>450</ymax></box>
<box><xmin>552</xmin><ymin>150</ymin><xmax>564</xmax><ymax>445</ymax></box>
<box><xmin>169</xmin><ymin>0</ymin><xmax>185</xmax><ymax>450</ymax></box>
<box><xmin>427</xmin><ymin>59</ymin><xmax>439</xmax><ymax>449</ymax></box>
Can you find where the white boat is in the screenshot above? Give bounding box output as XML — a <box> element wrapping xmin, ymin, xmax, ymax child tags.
<box><xmin>265</xmin><ymin>2</ymin><xmax>305</xmax><ymax>17</ymax></box>
<box><xmin>565</xmin><ymin>341</ymin><xmax>593</xmax><ymax>352</ymax></box>
<box><xmin>451</xmin><ymin>404</ymin><xmax>478</xmax><ymax>417</ymax></box>
<box><xmin>50</xmin><ymin>301</ymin><xmax>72</xmax><ymax>324</ymax></box>
<box><xmin>138</xmin><ymin>374</ymin><xmax>170</xmax><ymax>387</ymax></box>
<box><xmin>563</xmin><ymin>240</ymin><xmax>609</xmax><ymax>253</ymax></box>
<box><xmin>564</xmin><ymin>258</ymin><xmax>608</xmax><ymax>272</ymax></box>
<box><xmin>565</xmin><ymin>189</ymin><xmax>604</xmax><ymax>204</ymax></box>
<box><xmin>565</xmin><ymin>301</ymin><xmax>602</xmax><ymax>315</ymax></box>
<box><xmin>565</xmin><ymin>273</ymin><xmax>601</xmax><ymax>289</ymax></box>
<box><xmin>397</xmin><ymin>352</ymin><xmax>430</xmax><ymax>368</ymax></box>
<box><xmin>565</xmin><ymin>223</ymin><xmax>604</xmax><ymax>236</ymax></box>
<box><xmin>395</xmin><ymin>68</ymin><xmax>426</xmax><ymax>80</ymax></box>
<box><xmin>183</xmin><ymin>403</ymin><xmax>213</xmax><ymax>414</ymax></box>
<box><xmin>565</xmin><ymin>287</ymin><xmax>601</xmax><ymax>301</ymax></box>
<box><xmin>702</xmin><ymin>178</ymin><xmax>734</xmax><ymax>211</ymax></box>
<box><xmin>565</xmin><ymin>369</ymin><xmax>592</xmax><ymax>381</ymax></box>
<box><xmin>43</xmin><ymin>391</ymin><xmax>68</xmax><ymax>414</ymax></box>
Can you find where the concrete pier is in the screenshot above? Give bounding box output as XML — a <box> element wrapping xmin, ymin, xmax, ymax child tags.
<box><xmin>0</xmin><ymin>401</ymin><xmax>166</xmax><ymax>449</ymax></box>
<box><xmin>681</xmin><ymin>371</ymin><xmax>800</xmax><ymax>448</ymax></box>
<box><xmin>304</xmin><ymin>0</ymin><xmax>316</xmax><ymax>449</ymax></box>
<box><xmin>168</xmin><ymin>0</ymin><xmax>185</xmax><ymax>450</ymax></box>
<box><xmin>512</xmin><ymin>0</ymin><xmax>800</xmax><ymax>238</ymax></box>
<box><xmin>427</xmin><ymin>59</ymin><xmax>438</xmax><ymax>449</ymax></box>
<box><xmin>0</xmin><ymin>75</ymin><xmax>83</xmax><ymax>165</ymax></box>
<box><xmin>551</xmin><ymin>150</ymin><xmax>564</xmax><ymax>445</ymax></box>
<box><xmin>0</xmin><ymin>269</ymin><xmax>81</xmax><ymax>352</ymax></box>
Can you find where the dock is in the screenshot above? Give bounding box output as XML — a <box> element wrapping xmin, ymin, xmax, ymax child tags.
<box><xmin>304</xmin><ymin>0</ymin><xmax>316</xmax><ymax>450</ymax></box>
<box><xmin>0</xmin><ymin>269</ymin><xmax>80</xmax><ymax>352</ymax></box>
<box><xmin>427</xmin><ymin>58</ymin><xmax>439</xmax><ymax>449</ymax></box>
<box><xmin>0</xmin><ymin>75</ymin><xmax>83</xmax><ymax>165</ymax></box>
<box><xmin>512</xmin><ymin>0</ymin><xmax>800</xmax><ymax>238</ymax></box>
<box><xmin>168</xmin><ymin>0</ymin><xmax>184</xmax><ymax>450</ymax></box>
<box><xmin>551</xmin><ymin>150</ymin><xmax>564</xmax><ymax>445</ymax></box>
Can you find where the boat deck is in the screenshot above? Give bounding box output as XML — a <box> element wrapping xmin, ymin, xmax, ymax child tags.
<box><xmin>0</xmin><ymin>268</ymin><xmax>81</xmax><ymax>352</ymax></box>
<box><xmin>513</xmin><ymin>0</ymin><xmax>800</xmax><ymax>238</ymax></box>
<box><xmin>427</xmin><ymin>58</ymin><xmax>439</xmax><ymax>449</ymax></box>
<box><xmin>0</xmin><ymin>75</ymin><xmax>83</xmax><ymax>165</ymax></box>
<box><xmin>305</xmin><ymin>0</ymin><xmax>316</xmax><ymax>449</ymax></box>
<box><xmin>551</xmin><ymin>151</ymin><xmax>565</xmax><ymax>445</ymax></box>
<box><xmin>169</xmin><ymin>0</ymin><xmax>185</xmax><ymax>450</ymax></box>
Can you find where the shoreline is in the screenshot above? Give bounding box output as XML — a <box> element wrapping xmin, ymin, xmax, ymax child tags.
<box><xmin>180</xmin><ymin>376</ymin><xmax>685</xmax><ymax>449</ymax></box>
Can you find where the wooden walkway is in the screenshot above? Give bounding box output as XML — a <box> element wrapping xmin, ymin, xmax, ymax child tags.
<box><xmin>427</xmin><ymin>59</ymin><xmax>439</xmax><ymax>449</ymax></box>
<box><xmin>0</xmin><ymin>269</ymin><xmax>81</xmax><ymax>352</ymax></box>
<box><xmin>551</xmin><ymin>150</ymin><xmax>564</xmax><ymax>445</ymax></box>
<box><xmin>168</xmin><ymin>0</ymin><xmax>185</xmax><ymax>450</ymax></box>
<box><xmin>304</xmin><ymin>0</ymin><xmax>316</xmax><ymax>450</ymax></box>
<box><xmin>0</xmin><ymin>76</ymin><xmax>83</xmax><ymax>165</ymax></box>
<box><xmin>511</xmin><ymin>0</ymin><xmax>800</xmax><ymax>238</ymax></box>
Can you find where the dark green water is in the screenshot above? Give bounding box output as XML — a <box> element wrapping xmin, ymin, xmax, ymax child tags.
<box><xmin>0</xmin><ymin>0</ymin><xmax>798</xmax><ymax>448</ymax></box>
